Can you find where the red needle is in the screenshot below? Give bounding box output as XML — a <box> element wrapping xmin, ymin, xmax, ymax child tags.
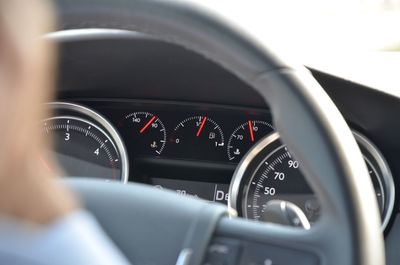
<box><xmin>248</xmin><ymin>120</ymin><xmax>255</xmax><ymax>142</ymax></box>
<box><xmin>196</xmin><ymin>116</ymin><xmax>207</xmax><ymax>137</ymax></box>
<box><xmin>140</xmin><ymin>116</ymin><xmax>156</xmax><ymax>134</ymax></box>
<box><xmin>38</xmin><ymin>155</ymin><xmax>51</xmax><ymax>172</ymax></box>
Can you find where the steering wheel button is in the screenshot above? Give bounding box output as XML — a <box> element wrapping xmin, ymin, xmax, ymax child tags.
<box><xmin>203</xmin><ymin>237</ymin><xmax>241</xmax><ymax>265</ymax></box>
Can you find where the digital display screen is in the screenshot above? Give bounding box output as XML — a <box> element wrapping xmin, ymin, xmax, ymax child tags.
<box><xmin>149</xmin><ymin>178</ymin><xmax>230</xmax><ymax>204</ymax></box>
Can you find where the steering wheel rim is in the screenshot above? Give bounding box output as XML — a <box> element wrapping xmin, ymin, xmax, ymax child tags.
<box><xmin>54</xmin><ymin>0</ymin><xmax>384</xmax><ymax>264</ymax></box>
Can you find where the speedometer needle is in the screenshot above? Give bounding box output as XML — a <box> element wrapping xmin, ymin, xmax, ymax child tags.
<box><xmin>140</xmin><ymin>116</ymin><xmax>156</xmax><ymax>134</ymax></box>
<box><xmin>196</xmin><ymin>116</ymin><xmax>207</xmax><ymax>137</ymax></box>
<box><xmin>248</xmin><ymin>120</ymin><xmax>254</xmax><ymax>142</ymax></box>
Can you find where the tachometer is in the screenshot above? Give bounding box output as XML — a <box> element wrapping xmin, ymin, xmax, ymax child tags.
<box><xmin>42</xmin><ymin>102</ymin><xmax>128</xmax><ymax>182</ymax></box>
<box><xmin>227</xmin><ymin>120</ymin><xmax>274</xmax><ymax>162</ymax></box>
<box><xmin>169</xmin><ymin>116</ymin><xmax>225</xmax><ymax>160</ymax></box>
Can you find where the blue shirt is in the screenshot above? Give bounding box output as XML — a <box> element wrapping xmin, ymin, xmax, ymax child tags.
<box><xmin>0</xmin><ymin>211</ymin><xmax>131</xmax><ymax>265</ymax></box>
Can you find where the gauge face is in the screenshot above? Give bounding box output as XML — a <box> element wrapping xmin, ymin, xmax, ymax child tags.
<box><xmin>169</xmin><ymin>116</ymin><xmax>225</xmax><ymax>160</ymax></box>
<box><xmin>42</xmin><ymin>116</ymin><xmax>123</xmax><ymax>181</ymax></box>
<box><xmin>227</xmin><ymin>120</ymin><xmax>274</xmax><ymax>162</ymax></box>
<box><xmin>244</xmin><ymin>145</ymin><xmax>318</xmax><ymax>222</ymax></box>
<box><xmin>120</xmin><ymin>112</ymin><xmax>166</xmax><ymax>155</ymax></box>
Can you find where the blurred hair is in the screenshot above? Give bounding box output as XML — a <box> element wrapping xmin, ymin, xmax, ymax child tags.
<box><xmin>0</xmin><ymin>0</ymin><xmax>55</xmax><ymax>170</ymax></box>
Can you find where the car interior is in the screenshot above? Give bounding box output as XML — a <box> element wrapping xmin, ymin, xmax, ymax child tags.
<box><xmin>40</xmin><ymin>0</ymin><xmax>400</xmax><ymax>264</ymax></box>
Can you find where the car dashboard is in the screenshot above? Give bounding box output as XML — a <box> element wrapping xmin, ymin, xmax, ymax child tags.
<box><xmin>46</xmin><ymin>28</ymin><xmax>400</xmax><ymax>263</ymax></box>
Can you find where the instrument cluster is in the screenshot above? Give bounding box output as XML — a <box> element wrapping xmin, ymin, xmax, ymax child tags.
<box><xmin>44</xmin><ymin>100</ymin><xmax>395</xmax><ymax>230</ymax></box>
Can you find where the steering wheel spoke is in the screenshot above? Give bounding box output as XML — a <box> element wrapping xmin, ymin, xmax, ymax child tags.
<box><xmin>209</xmin><ymin>216</ymin><xmax>329</xmax><ymax>265</ymax></box>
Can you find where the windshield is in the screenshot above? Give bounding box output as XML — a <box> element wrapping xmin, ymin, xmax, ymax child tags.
<box><xmin>200</xmin><ymin>0</ymin><xmax>400</xmax><ymax>93</ymax></box>
<box><xmin>203</xmin><ymin>0</ymin><xmax>400</xmax><ymax>53</ymax></box>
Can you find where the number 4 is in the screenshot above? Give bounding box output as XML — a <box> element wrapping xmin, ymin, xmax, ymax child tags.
<box><xmin>94</xmin><ymin>148</ymin><xmax>99</xmax><ymax>156</ymax></box>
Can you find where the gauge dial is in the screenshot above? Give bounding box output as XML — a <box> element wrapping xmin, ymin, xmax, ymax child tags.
<box><xmin>244</xmin><ymin>144</ymin><xmax>317</xmax><ymax>222</ymax></box>
<box><xmin>230</xmin><ymin>132</ymin><xmax>393</xmax><ymax>230</ymax></box>
<box><xmin>120</xmin><ymin>112</ymin><xmax>166</xmax><ymax>155</ymax></box>
<box><xmin>243</xmin><ymin>145</ymin><xmax>383</xmax><ymax>223</ymax></box>
<box><xmin>169</xmin><ymin>116</ymin><xmax>225</xmax><ymax>160</ymax></box>
<box><xmin>42</xmin><ymin>116</ymin><xmax>124</xmax><ymax>181</ymax></box>
<box><xmin>227</xmin><ymin>120</ymin><xmax>274</xmax><ymax>162</ymax></box>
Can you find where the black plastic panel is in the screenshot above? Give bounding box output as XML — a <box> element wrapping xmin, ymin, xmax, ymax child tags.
<box><xmin>385</xmin><ymin>214</ymin><xmax>400</xmax><ymax>265</ymax></box>
<box><xmin>57</xmin><ymin>38</ymin><xmax>266</xmax><ymax>108</ymax></box>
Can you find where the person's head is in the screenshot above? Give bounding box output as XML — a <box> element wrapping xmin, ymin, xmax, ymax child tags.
<box><xmin>0</xmin><ymin>0</ymin><xmax>54</xmax><ymax>169</ymax></box>
<box><xmin>0</xmin><ymin>1</ymin><xmax>78</xmax><ymax>223</ymax></box>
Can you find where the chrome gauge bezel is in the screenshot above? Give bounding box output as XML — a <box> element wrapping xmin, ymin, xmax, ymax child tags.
<box><xmin>352</xmin><ymin>131</ymin><xmax>395</xmax><ymax>230</ymax></box>
<box><xmin>45</xmin><ymin>102</ymin><xmax>129</xmax><ymax>183</ymax></box>
<box><xmin>229</xmin><ymin>131</ymin><xmax>395</xmax><ymax>231</ymax></box>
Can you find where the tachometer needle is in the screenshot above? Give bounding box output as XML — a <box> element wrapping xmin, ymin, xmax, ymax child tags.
<box><xmin>248</xmin><ymin>120</ymin><xmax>254</xmax><ymax>142</ymax></box>
<box><xmin>140</xmin><ymin>116</ymin><xmax>156</xmax><ymax>134</ymax></box>
<box><xmin>38</xmin><ymin>155</ymin><xmax>51</xmax><ymax>172</ymax></box>
<box><xmin>196</xmin><ymin>116</ymin><xmax>207</xmax><ymax>137</ymax></box>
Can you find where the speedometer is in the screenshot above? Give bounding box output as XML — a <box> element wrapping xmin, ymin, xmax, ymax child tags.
<box><xmin>244</xmin><ymin>144</ymin><xmax>318</xmax><ymax>222</ymax></box>
<box><xmin>229</xmin><ymin>131</ymin><xmax>394</xmax><ymax>230</ymax></box>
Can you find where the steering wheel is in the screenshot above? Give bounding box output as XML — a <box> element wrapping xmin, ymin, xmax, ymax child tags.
<box><xmin>55</xmin><ymin>0</ymin><xmax>384</xmax><ymax>264</ymax></box>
